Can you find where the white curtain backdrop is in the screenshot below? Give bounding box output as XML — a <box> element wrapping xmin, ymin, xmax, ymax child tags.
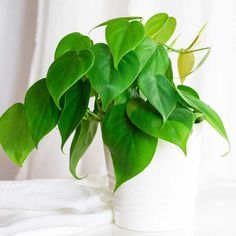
<box><xmin>0</xmin><ymin>0</ymin><xmax>235</xmax><ymax>183</ymax></box>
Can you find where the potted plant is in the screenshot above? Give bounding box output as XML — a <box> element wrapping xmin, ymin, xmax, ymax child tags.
<box><xmin>0</xmin><ymin>13</ymin><xmax>229</xmax><ymax>231</ymax></box>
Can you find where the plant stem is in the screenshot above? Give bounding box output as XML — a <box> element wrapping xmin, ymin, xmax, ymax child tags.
<box><xmin>183</xmin><ymin>47</ymin><xmax>211</xmax><ymax>54</ymax></box>
<box><xmin>87</xmin><ymin>110</ymin><xmax>102</xmax><ymax>121</ymax></box>
<box><xmin>159</xmin><ymin>43</ymin><xmax>210</xmax><ymax>54</ymax></box>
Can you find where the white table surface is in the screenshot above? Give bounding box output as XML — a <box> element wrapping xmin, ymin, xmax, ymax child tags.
<box><xmin>72</xmin><ymin>223</ymin><xmax>236</xmax><ymax>236</ymax></box>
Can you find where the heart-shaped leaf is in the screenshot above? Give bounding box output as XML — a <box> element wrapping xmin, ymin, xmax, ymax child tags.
<box><xmin>58</xmin><ymin>79</ymin><xmax>91</xmax><ymax>149</ymax></box>
<box><xmin>70</xmin><ymin>118</ymin><xmax>98</xmax><ymax>179</ymax></box>
<box><xmin>46</xmin><ymin>50</ymin><xmax>94</xmax><ymax>109</ymax></box>
<box><xmin>106</xmin><ymin>19</ymin><xmax>145</xmax><ymax>68</ymax></box>
<box><xmin>102</xmin><ymin>104</ymin><xmax>157</xmax><ymax>191</ymax></box>
<box><xmin>145</xmin><ymin>13</ymin><xmax>176</xmax><ymax>44</ymax></box>
<box><xmin>54</xmin><ymin>32</ymin><xmax>93</xmax><ymax>60</ymax></box>
<box><xmin>178</xmin><ymin>85</ymin><xmax>230</xmax><ymax>153</ymax></box>
<box><xmin>178</xmin><ymin>52</ymin><xmax>195</xmax><ymax>84</ymax></box>
<box><xmin>0</xmin><ymin>103</ymin><xmax>35</xmax><ymax>166</ymax></box>
<box><xmin>135</xmin><ymin>37</ymin><xmax>169</xmax><ymax>75</ymax></box>
<box><xmin>24</xmin><ymin>79</ymin><xmax>61</xmax><ymax>147</ymax></box>
<box><xmin>88</xmin><ymin>43</ymin><xmax>140</xmax><ymax>111</ymax></box>
<box><xmin>139</xmin><ymin>72</ymin><xmax>178</xmax><ymax>122</ymax></box>
<box><xmin>127</xmin><ymin>98</ymin><xmax>194</xmax><ymax>154</ymax></box>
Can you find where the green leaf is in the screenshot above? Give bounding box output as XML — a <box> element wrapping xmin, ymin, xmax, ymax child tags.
<box><xmin>178</xmin><ymin>85</ymin><xmax>200</xmax><ymax>99</ymax></box>
<box><xmin>0</xmin><ymin>103</ymin><xmax>35</xmax><ymax>166</ymax></box>
<box><xmin>178</xmin><ymin>52</ymin><xmax>195</xmax><ymax>84</ymax></box>
<box><xmin>91</xmin><ymin>16</ymin><xmax>143</xmax><ymax>30</ymax></box>
<box><xmin>127</xmin><ymin>98</ymin><xmax>194</xmax><ymax>154</ymax></box>
<box><xmin>138</xmin><ymin>72</ymin><xmax>178</xmax><ymax>122</ymax></box>
<box><xmin>177</xmin><ymin>85</ymin><xmax>200</xmax><ymax>108</ymax></box>
<box><xmin>165</xmin><ymin>59</ymin><xmax>174</xmax><ymax>82</ymax></box>
<box><xmin>178</xmin><ymin>85</ymin><xmax>230</xmax><ymax>153</ymax></box>
<box><xmin>58</xmin><ymin>79</ymin><xmax>91</xmax><ymax>149</ymax></box>
<box><xmin>88</xmin><ymin>43</ymin><xmax>140</xmax><ymax>111</ymax></box>
<box><xmin>70</xmin><ymin>118</ymin><xmax>98</xmax><ymax>179</ymax></box>
<box><xmin>54</xmin><ymin>32</ymin><xmax>93</xmax><ymax>60</ymax></box>
<box><xmin>105</xmin><ymin>19</ymin><xmax>145</xmax><ymax>68</ymax></box>
<box><xmin>46</xmin><ymin>50</ymin><xmax>94</xmax><ymax>109</ymax></box>
<box><xmin>24</xmin><ymin>79</ymin><xmax>61</xmax><ymax>147</ymax></box>
<box><xmin>102</xmin><ymin>104</ymin><xmax>157</xmax><ymax>191</ymax></box>
<box><xmin>114</xmin><ymin>87</ymin><xmax>138</xmax><ymax>105</ymax></box>
<box><xmin>135</xmin><ymin>37</ymin><xmax>169</xmax><ymax>75</ymax></box>
<box><xmin>145</xmin><ymin>13</ymin><xmax>176</xmax><ymax>44</ymax></box>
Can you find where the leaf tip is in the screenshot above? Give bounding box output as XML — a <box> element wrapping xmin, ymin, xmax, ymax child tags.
<box><xmin>221</xmin><ymin>141</ymin><xmax>231</xmax><ymax>157</ymax></box>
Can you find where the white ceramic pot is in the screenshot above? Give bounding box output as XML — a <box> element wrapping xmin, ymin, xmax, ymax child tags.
<box><xmin>104</xmin><ymin>126</ymin><xmax>202</xmax><ymax>232</ymax></box>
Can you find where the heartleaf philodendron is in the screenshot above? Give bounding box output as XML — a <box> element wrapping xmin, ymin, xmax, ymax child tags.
<box><xmin>70</xmin><ymin>118</ymin><xmax>98</xmax><ymax>179</ymax></box>
<box><xmin>54</xmin><ymin>32</ymin><xmax>93</xmax><ymax>59</ymax></box>
<box><xmin>178</xmin><ymin>85</ymin><xmax>230</xmax><ymax>153</ymax></box>
<box><xmin>88</xmin><ymin>43</ymin><xmax>140</xmax><ymax>111</ymax></box>
<box><xmin>178</xmin><ymin>52</ymin><xmax>195</xmax><ymax>84</ymax></box>
<box><xmin>24</xmin><ymin>78</ymin><xmax>61</xmax><ymax>147</ymax></box>
<box><xmin>145</xmin><ymin>13</ymin><xmax>176</xmax><ymax>44</ymax></box>
<box><xmin>105</xmin><ymin>19</ymin><xmax>145</xmax><ymax>68</ymax></box>
<box><xmin>127</xmin><ymin>98</ymin><xmax>194</xmax><ymax>154</ymax></box>
<box><xmin>135</xmin><ymin>37</ymin><xmax>169</xmax><ymax>75</ymax></box>
<box><xmin>58</xmin><ymin>79</ymin><xmax>91</xmax><ymax>149</ymax></box>
<box><xmin>47</xmin><ymin>50</ymin><xmax>94</xmax><ymax>109</ymax></box>
<box><xmin>102</xmin><ymin>104</ymin><xmax>157</xmax><ymax>191</ymax></box>
<box><xmin>0</xmin><ymin>13</ymin><xmax>229</xmax><ymax>191</ymax></box>
<box><xmin>0</xmin><ymin>103</ymin><xmax>35</xmax><ymax>166</ymax></box>
<box><xmin>139</xmin><ymin>72</ymin><xmax>178</xmax><ymax>122</ymax></box>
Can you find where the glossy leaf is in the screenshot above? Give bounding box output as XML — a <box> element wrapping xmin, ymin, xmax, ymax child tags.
<box><xmin>135</xmin><ymin>37</ymin><xmax>169</xmax><ymax>75</ymax></box>
<box><xmin>178</xmin><ymin>52</ymin><xmax>195</xmax><ymax>84</ymax></box>
<box><xmin>127</xmin><ymin>98</ymin><xmax>193</xmax><ymax>154</ymax></box>
<box><xmin>91</xmin><ymin>16</ymin><xmax>143</xmax><ymax>30</ymax></box>
<box><xmin>178</xmin><ymin>85</ymin><xmax>200</xmax><ymax>99</ymax></box>
<box><xmin>102</xmin><ymin>104</ymin><xmax>157</xmax><ymax>191</ymax></box>
<box><xmin>88</xmin><ymin>43</ymin><xmax>140</xmax><ymax>110</ymax></box>
<box><xmin>54</xmin><ymin>32</ymin><xmax>93</xmax><ymax>59</ymax></box>
<box><xmin>145</xmin><ymin>13</ymin><xmax>176</xmax><ymax>44</ymax></box>
<box><xmin>139</xmin><ymin>72</ymin><xmax>178</xmax><ymax>122</ymax></box>
<box><xmin>24</xmin><ymin>79</ymin><xmax>61</xmax><ymax>147</ymax></box>
<box><xmin>106</xmin><ymin>19</ymin><xmax>145</xmax><ymax>68</ymax></box>
<box><xmin>0</xmin><ymin>103</ymin><xmax>35</xmax><ymax>166</ymax></box>
<box><xmin>70</xmin><ymin>118</ymin><xmax>98</xmax><ymax>179</ymax></box>
<box><xmin>178</xmin><ymin>86</ymin><xmax>230</xmax><ymax>150</ymax></box>
<box><xmin>177</xmin><ymin>85</ymin><xmax>200</xmax><ymax>108</ymax></box>
<box><xmin>47</xmin><ymin>50</ymin><xmax>94</xmax><ymax>109</ymax></box>
<box><xmin>114</xmin><ymin>87</ymin><xmax>138</xmax><ymax>105</ymax></box>
<box><xmin>58</xmin><ymin>80</ymin><xmax>91</xmax><ymax>149</ymax></box>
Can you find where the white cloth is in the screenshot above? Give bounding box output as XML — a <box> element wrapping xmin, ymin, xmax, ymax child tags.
<box><xmin>0</xmin><ymin>176</ymin><xmax>113</xmax><ymax>236</ymax></box>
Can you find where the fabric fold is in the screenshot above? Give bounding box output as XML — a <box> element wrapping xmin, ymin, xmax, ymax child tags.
<box><xmin>0</xmin><ymin>176</ymin><xmax>113</xmax><ymax>236</ymax></box>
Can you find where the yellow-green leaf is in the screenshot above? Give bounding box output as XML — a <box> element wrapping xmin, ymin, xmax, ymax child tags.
<box><xmin>178</xmin><ymin>52</ymin><xmax>195</xmax><ymax>84</ymax></box>
<box><xmin>145</xmin><ymin>13</ymin><xmax>176</xmax><ymax>44</ymax></box>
